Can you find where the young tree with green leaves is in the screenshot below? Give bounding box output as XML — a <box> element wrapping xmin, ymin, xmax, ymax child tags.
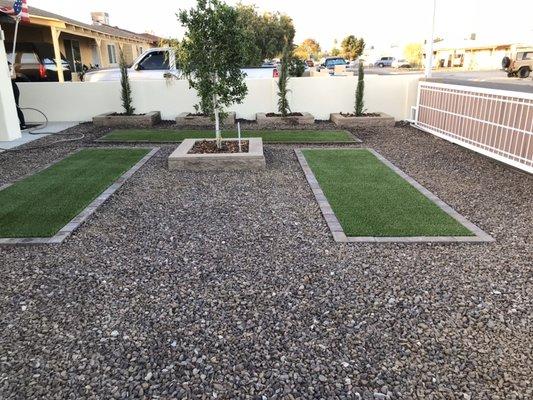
<box><xmin>341</xmin><ymin>35</ymin><xmax>366</xmax><ymax>60</ymax></box>
<box><xmin>277</xmin><ymin>43</ymin><xmax>291</xmax><ymax>117</ymax></box>
<box><xmin>355</xmin><ymin>61</ymin><xmax>365</xmax><ymax>116</ymax></box>
<box><xmin>178</xmin><ymin>0</ymin><xmax>248</xmax><ymax>148</ymax></box>
<box><xmin>119</xmin><ymin>49</ymin><xmax>134</xmax><ymax>116</ymax></box>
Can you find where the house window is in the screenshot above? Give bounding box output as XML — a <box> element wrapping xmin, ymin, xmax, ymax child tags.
<box><xmin>107</xmin><ymin>44</ymin><xmax>117</xmax><ymax>64</ymax></box>
<box><xmin>64</xmin><ymin>39</ymin><xmax>82</xmax><ymax>72</ymax></box>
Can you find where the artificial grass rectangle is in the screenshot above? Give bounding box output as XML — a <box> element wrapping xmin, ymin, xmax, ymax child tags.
<box><xmin>0</xmin><ymin>148</ymin><xmax>149</xmax><ymax>238</ymax></box>
<box><xmin>302</xmin><ymin>149</ymin><xmax>473</xmax><ymax>237</ymax></box>
<box><xmin>100</xmin><ymin>129</ymin><xmax>356</xmax><ymax>143</ymax></box>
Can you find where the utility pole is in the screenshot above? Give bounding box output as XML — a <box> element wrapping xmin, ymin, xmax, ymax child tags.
<box><xmin>425</xmin><ymin>0</ymin><xmax>437</xmax><ymax>78</ymax></box>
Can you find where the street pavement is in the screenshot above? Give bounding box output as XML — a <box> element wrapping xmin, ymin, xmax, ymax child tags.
<box><xmin>365</xmin><ymin>68</ymin><xmax>533</xmax><ymax>92</ymax></box>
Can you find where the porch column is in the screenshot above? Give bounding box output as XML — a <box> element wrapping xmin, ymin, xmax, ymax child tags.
<box><xmin>0</xmin><ymin>28</ymin><xmax>21</xmax><ymax>141</ymax></box>
<box><xmin>50</xmin><ymin>26</ymin><xmax>65</xmax><ymax>83</ymax></box>
<box><xmin>95</xmin><ymin>38</ymin><xmax>102</xmax><ymax>67</ymax></box>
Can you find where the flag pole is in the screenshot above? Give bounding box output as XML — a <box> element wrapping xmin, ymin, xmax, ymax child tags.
<box><xmin>424</xmin><ymin>0</ymin><xmax>436</xmax><ymax>79</ymax></box>
<box><xmin>10</xmin><ymin>15</ymin><xmax>21</xmax><ymax>78</ymax></box>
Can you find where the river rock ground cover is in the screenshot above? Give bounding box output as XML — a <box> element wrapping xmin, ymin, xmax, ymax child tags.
<box><xmin>0</xmin><ymin>122</ymin><xmax>531</xmax><ymax>399</ymax></box>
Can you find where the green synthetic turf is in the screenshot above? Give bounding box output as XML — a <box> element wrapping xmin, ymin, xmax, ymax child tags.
<box><xmin>302</xmin><ymin>149</ymin><xmax>473</xmax><ymax>237</ymax></box>
<box><xmin>0</xmin><ymin>148</ymin><xmax>149</xmax><ymax>238</ymax></box>
<box><xmin>100</xmin><ymin>129</ymin><xmax>356</xmax><ymax>143</ymax></box>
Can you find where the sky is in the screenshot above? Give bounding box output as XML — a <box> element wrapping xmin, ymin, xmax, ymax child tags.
<box><xmin>30</xmin><ymin>0</ymin><xmax>533</xmax><ymax>52</ymax></box>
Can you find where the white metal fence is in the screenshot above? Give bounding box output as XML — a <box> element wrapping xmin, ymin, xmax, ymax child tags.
<box><xmin>412</xmin><ymin>81</ymin><xmax>533</xmax><ymax>174</ymax></box>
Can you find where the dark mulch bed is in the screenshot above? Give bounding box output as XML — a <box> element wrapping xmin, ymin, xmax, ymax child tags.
<box><xmin>340</xmin><ymin>112</ymin><xmax>381</xmax><ymax>117</ymax></box>
<box><xmin>189</xmin><ymin>140</ymin><xmax>249</xmax><ymax>154</ymax></box>
<box><xmin>265</xmin><ymin>112</ymin><xmax>304</xmax><ymax>117</ymax></box>
<box><xmin>109</xmin><ymin>112</ymin><xmax>146</xmax><ymax>116</ymax></box>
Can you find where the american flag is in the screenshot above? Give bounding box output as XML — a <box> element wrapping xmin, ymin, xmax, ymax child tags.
<box><xmin>0</xmin><ymin>0</ymin><xmax>30</xmax><ymax>23</ymax></box>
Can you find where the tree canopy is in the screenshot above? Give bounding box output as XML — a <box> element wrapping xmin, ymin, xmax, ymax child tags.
<box><xmin>341</xmin><ymin>35</ymin><xmax>365</xmax><ymax>60</ymax></box>
<box><xmin>404</xmin><ymin>42</ymin><xmax>423</xmax><ymax>67</ymax></box>
<box><xmin>294</xmin><ymin>38</ymin><xmax>321</xmax><ymax>60</ymax></box>
<box><xmin>178</xmin><ymin>0</ymin><xmax>248</xmax><ymax>146</ymax></box>
<box><xmin>236</xmin><ymin>3</ymin><xmax>295</xmax><ymax>66</ymax></box>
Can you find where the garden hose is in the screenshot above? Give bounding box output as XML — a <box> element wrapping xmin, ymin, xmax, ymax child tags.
<box><xmin>0</xmin><ymin>107</ymin><xmax>85</xmax><ymax>153</ymax></box>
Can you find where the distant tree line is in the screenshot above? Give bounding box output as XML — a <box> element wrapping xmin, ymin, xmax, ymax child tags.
<box><xmin>294</xmin><ymin>35</ymin><xmax>366</xmax><ymax>61</ymax></box>
<box><xmin>236</xmin><ymin>3</ymin><xmax>295</xmax><ymax>66</ymax></box>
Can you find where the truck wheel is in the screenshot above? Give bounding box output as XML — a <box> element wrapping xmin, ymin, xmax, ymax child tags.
<box><xmin>507</xmin><ymin>72</ymin><xmax>515</xmax><ymax>78</ymax></box>
<box><xmin>378</xmin><ymin>63</ymin><xmax>384</xmax><ymax>68</ymax></box>
<box><xmin>518</xmin><ymin>67</ymin><xmax>530</xmax><ymax>78</ymax></box>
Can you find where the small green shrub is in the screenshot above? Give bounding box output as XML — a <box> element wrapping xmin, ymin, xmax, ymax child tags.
<box><xmin>289</xmin><ymin>58</ymin><xmax>305</xmax><ymax>77</ymax></box>
<box><xmin>119</xmin><ymin>50</ymin><xmax>134</xmax><ymax>116</ymax></box>
<box><xmin>277</xmin><ymin>43</ymin><xmax>292</xmax><ymax>117</ymax></box>
<box><xmin>355</xmin><ymin>61</ymin><xmax>364</xmax><ymax>116</ymax></box>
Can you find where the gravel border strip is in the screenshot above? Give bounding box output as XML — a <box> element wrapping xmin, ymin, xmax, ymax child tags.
<box><xmin>95</xmin><ymin>139</ymin><xmax>361</xmax><ymax>145</ymax></box>
<box><xmin>295</xmin><ymin>148</ymin><xmax>495</xmax><ymax>243</ymax></box>
<box><xmin>0</xmin><ymin>147</ymin><xmax>160</xmax><ymax>246</ymax></box>
<box><xmin>0</xmin><ymin>148</ymin><xmax>84</xmax><ymax>191</ymax></box>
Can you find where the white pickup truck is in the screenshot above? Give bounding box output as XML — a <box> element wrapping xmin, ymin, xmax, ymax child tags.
<box><xmin>84</xmin><ymin>47</ymin><xmax>279</xmax><ymax>82</ymax></box>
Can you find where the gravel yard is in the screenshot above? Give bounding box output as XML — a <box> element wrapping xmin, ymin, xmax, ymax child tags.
<box><xmin>0</xmin><ymin>123</ymin><xmax>531</xmax><ymax>399</ymax></box>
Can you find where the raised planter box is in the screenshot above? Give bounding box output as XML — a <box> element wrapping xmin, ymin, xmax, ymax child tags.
<box><xmin>93</xmin><ymin>111</ymin><xmax>161</xmax><ymax>128</ymax></box>
<box><xmin>176</xmin><ymin>112</ymin><xmax>236</xmax><ymax>127</ymax></box>
<box><xmin>168</xmin><ymin>138</ymin><xmax>265</xmax><ymax>171</ymax></box>
<box><xmin>330</xmin><ymin>112</ymin><xmax>395</xmax><ymax>128</ymax></box>
<box><xmin>256</xmin><ymin>112</ymin><xmax>315</xmax><ymax>127</ymax></box>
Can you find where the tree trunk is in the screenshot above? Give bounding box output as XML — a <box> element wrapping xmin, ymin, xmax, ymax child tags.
<box><xmin>213</xmin><ymin>93</ymin><xmax>221</xmax><ymax>149</ymax></box>
<box><xmin>212</xmin><ymin>74</ymin><xmax>221</xmax><ymax>149</ymax></box>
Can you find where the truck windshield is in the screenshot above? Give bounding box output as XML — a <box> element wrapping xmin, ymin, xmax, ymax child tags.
<box><xmin>326</xmin><ymin>58</ymin><xmax>346</xmax><ymax>67</ymax></box>
<box><xmin>138</xmin><ymin>52</ymin><xmax>169</xmax><ymax>70</ymax></box>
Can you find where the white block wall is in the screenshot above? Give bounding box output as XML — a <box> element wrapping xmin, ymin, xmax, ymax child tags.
<box><xmin>18</xmin><ymin>75</ymin><xmax>422</xmax><ymax>123</ymax></box>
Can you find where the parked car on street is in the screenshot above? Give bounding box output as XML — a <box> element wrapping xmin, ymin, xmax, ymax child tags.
<box><xmin>374</xmin><ymin>56</ymin><xmax>395</xmax><ymax>68</ymax></box>
<box><xmin>317</xmin><ymin>57</ymin><xmax>348</xmax><ymax>74</ymax></box>
<box><xmin>502</xmin><ymin>47</ymin><xmax>532</xmax><ymax>78</ymax></box>
<box><xmin>391</xmin><ymin>59</ymin><xmax>412</xmax><ymax>68</ymax></box>
<box><xmin>347</xmin><ymin>59</ymin><xmax>371</xmax><ymax>69</ymax></box>
<box><xmin>84</xmin><ymin>47</ymin><xmax>279</xmax><ymax>82</ymax></box>
<box><xmin>5</xmin><ymin>42</ymin><xmax>72</xmax><ymax>82</ymax></box>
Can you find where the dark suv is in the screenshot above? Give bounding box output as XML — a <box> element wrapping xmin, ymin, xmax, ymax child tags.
<box><xmin>5</xmin><ymin>42</ymin><xmax>72</xmax><ymax>82</ymax></box>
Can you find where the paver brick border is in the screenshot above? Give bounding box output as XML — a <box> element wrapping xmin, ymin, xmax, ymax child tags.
<box><xmin>0</xmin><ymin>147</ymin><xmax>160</xmax><ymax>246</ymax></box>
<box><xmin>295</xmin><ymin>148</ymin><xmax>495</xmax><ymax>243</ymax></box>
<box><xmin>168</xmin><ymin>138</ymin><xmax>265</xmax><ymax>171</ymax></box>
<box><xmin>93</xmin><ymin>111</ymin><xmax>161</xmax><ymax>128</ymax></box>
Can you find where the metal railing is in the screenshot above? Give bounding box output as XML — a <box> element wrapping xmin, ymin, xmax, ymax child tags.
<box><xmin>411</xmin><ymin>81</ymin><xmax>533</xmax><ymax>174</ymax></box>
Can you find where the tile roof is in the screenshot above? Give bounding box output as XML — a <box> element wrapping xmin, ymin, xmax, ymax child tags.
<box><xmin>0</xmin><ymin>0</ymin><xmax>153</xmax><ymax>42</ymax></box>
